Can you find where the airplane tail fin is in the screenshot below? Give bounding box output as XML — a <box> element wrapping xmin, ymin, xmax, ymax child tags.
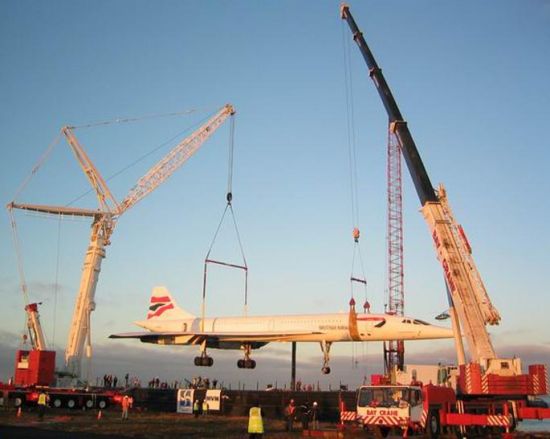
<box><xmin>146</xmin><ymin>286</ymin><xmax>195</xmax><ymax>320</ymax></box>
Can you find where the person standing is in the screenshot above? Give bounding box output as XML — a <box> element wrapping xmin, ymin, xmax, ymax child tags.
<box><xmin>284</xmin><ymin>399</ymin><xmax>296</xmax><ymax>432</ymax></box>
<box><xmin>202</xmin><ymin>398</ymin><xmax>209</xmax><ymax>416</ymax></box>
<box><xmin>248</xmin><ymin>400</ymin><xmax>264</xmax><ymax>439</ymax></box>
<box><xmin>37</xmin><ymin>390</ymin><xmax>49</xmax><ymax>420</ymax></box>
<box><xmin>121</xmin><ymin>395</ymin><xmax>130</xmax><ymax>421</ymax></box>
<box><xmin>299</xmin><ymin>402</ymin><xmax>311</xmax><ymax>431</ymax></box>
<box><xmin>311</xmin><ymin>401</ymin><xmax>319</xmax><ymax>430</ymax></box>
<box><xmin>193</xmin><ymin>399</ymin><xmax>200</xmax><ymax>418</ymax></box>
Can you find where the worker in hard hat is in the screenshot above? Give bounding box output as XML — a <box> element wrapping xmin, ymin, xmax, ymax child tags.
<box><xmin>37</xmin><ymin>390</ymin><xmax>49</xmax><ymax>421</ymax></box>
<box><xmin>248</xmin><ymin>400</ymin><xmax>264</xmax><ymax>438</ymax></box>
<box><xmin>284</xmin><ymin>399</ymin><xmax>296</xmax><ymax>431</ymax></box>
<box><xmin>121</xmin><ymin>395</ymin><xmax>131</xmax><ymax>420</ymax></box>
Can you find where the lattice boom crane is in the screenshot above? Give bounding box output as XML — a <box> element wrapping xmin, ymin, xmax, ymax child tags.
<box><xmin>8</xmin><ymin>104</ymin><xmax>235</xmax><ymax>378</ymax></box>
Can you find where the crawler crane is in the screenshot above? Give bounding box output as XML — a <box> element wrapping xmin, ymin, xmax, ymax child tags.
<box><xmin>7</xmin><ymin>104</ymin><xmax>235</xmax><ymax>379</ymax></box>
<box><xmin>340</xmin><ymin>5</ymin><xmax>549</xmax><ymax>436</ymax></box>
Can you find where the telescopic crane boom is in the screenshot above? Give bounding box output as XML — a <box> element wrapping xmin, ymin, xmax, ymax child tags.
<box><xmin>8</xmin><ymin>104</ymin><xmax>235</xmax><ymax>378</ymax></box>
<box><xmin>7</xmin><ymin>207</ymin><xmax>49</xmax><ymax>352</ymax></box>
<box><xmin>341</xmin><ymin>5</ymin><xmax>503</xmax><ymax>369</ymax></box>
<box><xmin>24</xmin><ymin>303</ymin><xmax>48</xmax><ymax>351</ymax></box>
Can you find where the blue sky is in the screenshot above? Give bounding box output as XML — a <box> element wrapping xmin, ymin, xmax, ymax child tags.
<box><xmin>1</xmin><ymin>1</ymin><xmax>549</xmax><ymax>387</ymax></box>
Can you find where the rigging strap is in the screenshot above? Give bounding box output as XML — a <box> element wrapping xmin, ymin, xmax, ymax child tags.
<box><xmin>201</xmin><ymin>112</ymin><xmax>248</xmax><ymax>321</ymax></box>
<box><xmin>12</xmin><ymin>134</ymin><xmax>61</xmax><ymax>202</ymax></box>
<box><xmin>350</xmin><ymin>235</ymin><xmax>368</xmax><ymax>307</ymax></box>
<box><xmin>342</xmin><ymin>19</ymin><xmax>368</xmax><ymax>309</ymax></box>
<box><xmin>202</xmin><ymin>203</ymin><xmax>249</xmax><ymax>307</ymax></box>
<box><xmin>7</xmin><ymin>207</ymin><xmax>30</xmax><ymax>306</ymax></box>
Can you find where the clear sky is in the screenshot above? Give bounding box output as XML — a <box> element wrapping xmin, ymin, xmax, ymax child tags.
<box><xmin>1</xmin><ymin>1</ymin><xmax>549</xmax><ymax>388</ymax></box>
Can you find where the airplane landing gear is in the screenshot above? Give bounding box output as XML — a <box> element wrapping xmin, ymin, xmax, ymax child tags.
<box><xmin>237</xmin><ymin>344</ymin><xmax>256</xmax><ymax>369</ymax></box>
<box><xmin>194</xmin><ymin>340</ymin><xmax>214</xmax><ymax>367</ymax></box>
<box><xmin>320</xmin><ymin>340</ymin><xmax>332</xmax><ymax>374</ymax></box>
<box><xmin>237</xmin><ymin>359</ymin><xmax>256</xmax><ymax>369</ymax></box>
<box><xmin>194</xmin><ymin>355</ymin><xmax>214</xmax><ymax>367</ymax></box>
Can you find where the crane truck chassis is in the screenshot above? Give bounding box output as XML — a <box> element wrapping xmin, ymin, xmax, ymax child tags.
<box><xmin>341</xmin><ymin>378</ymin><xmax>549</xmax><ymax>437</ymax></box>
<box><xmin>1</xmin><ymin>345</ymin><xmax>123</xmax><ymax>410</ymax></box>
<box><xmin>0</xmin><ymin>381</ymin><xmax>122</xmax><ymax>410</ymax></box>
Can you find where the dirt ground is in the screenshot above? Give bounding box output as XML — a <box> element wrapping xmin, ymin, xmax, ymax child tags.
<box><xmin>0</xmin><ymin>407</ymin><xmax>330</xmax><ymax>438</ymax></box>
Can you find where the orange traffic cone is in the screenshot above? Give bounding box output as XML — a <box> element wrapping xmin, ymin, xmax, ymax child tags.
<box><xmin>16</xmin><ymin>407</ymin><xmax>22</xmax><ymax>417</ymax></box>
<box><xmin>97</xmin><ymin>409</ymin><xmax>102</xmax><ymax>420</ymax></box>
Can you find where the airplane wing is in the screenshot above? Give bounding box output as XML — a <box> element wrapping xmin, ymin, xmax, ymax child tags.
<box><xmin>109</xmin><ymin>330</ymin><xmax>324</xmax><ymax>348</ymax></box>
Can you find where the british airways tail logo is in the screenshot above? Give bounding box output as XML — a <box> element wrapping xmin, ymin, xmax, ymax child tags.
<box><xmin>147</xmin><ymin>296</ymin><xmax>174</xmax><ymax>319</ymax></box>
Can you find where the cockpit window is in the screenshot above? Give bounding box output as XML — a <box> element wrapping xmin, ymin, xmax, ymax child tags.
<box><xmin>401</xmin><ymin>319</ymin><xmax>412</xmax><ymax>324</ymax></box>
<box><xmin>413</xmin><ymin>319</ymin><xmax>429</xmax><ymax>325</ymax></box>
<box><xmin>374</xmin><ymin>319</ymin><xmax>386</xmax><ymax>328</ymax></box>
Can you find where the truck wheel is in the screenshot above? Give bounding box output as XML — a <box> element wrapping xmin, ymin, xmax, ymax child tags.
<box><xmin>85</xmin><ymin>399</ymin><xmax>94</xmax><ymax>409</ymax></box>
<box><xmin>67</xmin><ymin>399</ymin><xmax>76</xmax><ymax>409</ymax></box>
<box><xmin>427</xmin><ymin>410</ymin><xmax>440</xmax><ymax>438</ymax></box>
<box><xmin>53</xmin><ymin>398</ymin><xmax>62</xmax><ymax>408</ymax></box>
<box><xmin>13</xmin><ymin>397</ymin><xmax>22</xmax><ymax>408</ymax></box>
<box><xmin>98</xmin><ymin>399</ymin><xmax>107</xmax><ymax>409</ymax></box>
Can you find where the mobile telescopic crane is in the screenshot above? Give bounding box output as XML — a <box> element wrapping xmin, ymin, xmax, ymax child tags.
<box><xmin>339</xmin><ymin>6</ymin><xmax>550</xmax><ymax>435</ymax></box>
<box><xmin>340</xmin><ymin>4</ymin><xmax>503</xmax><ymax>372</ymax></box>
<box><xmin>7</xmin><ymin>104</ymin><xmax>235</xmax><ymax>379</ymax></box>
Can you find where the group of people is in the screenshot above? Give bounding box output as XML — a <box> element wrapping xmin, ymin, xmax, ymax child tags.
<box><xmin>293</xmin><ymin>380</ymin><xmax>318</xmax><ymax>392</ymax></box>
<box><xmin>34</xmin><ymin>389</ymin><xmax>133</xmax><ymax>422</ymax></box>
<box><xmin>147</xmin><ymin>377</ymin><xmax>172</xmax><ymax>389</ymax></box>
<box><xmin>192</xmin><ymin>398</ymin><xmax>211</xmax><ymax>417</ymax></box>
<box><xmin>246</xmin><ymin>398</ymin><xmax>320</xmax><ymax>438</ymax></box>
<box><xmin>147</xmin><ymin>376</ymin><xmax>192</xmax><ymax>389</ymax></box>
<box><xmin>284</xmin><ymin>399</ymin><xmax>319</xmax><ymax>432</ymax></box>
<box><xmin>32</xmin><ymin>384</ymin><xmax>317</xmax><ymax>436</ymax></box>
<box><xmin>102</xmin><ymin>374</ymin><xmax>119</xmax><ymax>388</ymax></box>
<box><xmin>101</xmin><ymin>373</ymin><xmax>140</xmax><ymax>388</ymax></box>
<box><xmin>190</xmin><ymin>376</ymin><xmax>218</xmax><ymax>389</ymax></box>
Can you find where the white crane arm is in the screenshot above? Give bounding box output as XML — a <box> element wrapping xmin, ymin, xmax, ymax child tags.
<box><xmin>118</xmin><ymin>104</ymin><xmax>235</xmax><ymax>214</ymax></box>
<box><xmin>7</xmin><ymin>202</ymin><xmax>100</xmax><ymax>218</ymax></box>
<box><xmin>62</xmin><ymin>127</ymin><xmax>119</xmax><ymax>213</ymax></box>
<box><xmin>421</xmin><ymin>196</ymin><xmax>497</xmax><ymax>363</ymax></box>
<box><xmin>437</xmin><ymin>186</ymin><xmax>501</xmax><ymax>326</ymax></box>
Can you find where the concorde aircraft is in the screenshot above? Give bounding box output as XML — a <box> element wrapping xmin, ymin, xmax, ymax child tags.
<box><xmin>110</xmin><ymin>287</ymin><xmax>453</xmax><ymax>374</ymax></box>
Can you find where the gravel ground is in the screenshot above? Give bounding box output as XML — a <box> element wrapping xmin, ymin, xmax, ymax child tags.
<box><xmin>0</xmin><ymin>408</ymin><xmax>321</xmax><ymax>438</ymax></box>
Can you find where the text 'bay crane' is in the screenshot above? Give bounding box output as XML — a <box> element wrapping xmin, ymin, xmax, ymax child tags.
<box><xmin>7</xmin><ymin>104</ymin><xmax>235</xmax><ymax>378</ymax></box>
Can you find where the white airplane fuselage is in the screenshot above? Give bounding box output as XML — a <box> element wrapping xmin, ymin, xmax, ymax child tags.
<box><xmin>135</xmin><ymin>312</ymin><xmax>452</xmax><ymax>344</ymax></box>
<box><xmin>111</xmin><ymin>287</ymin><xmax>454</xmax><ymax>373</ymax></box>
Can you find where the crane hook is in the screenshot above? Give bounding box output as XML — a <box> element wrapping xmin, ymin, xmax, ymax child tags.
<box><xmin>352</xmin><ymin>227</ymin><xmax>360</xmax><ymax>243</ymax></box>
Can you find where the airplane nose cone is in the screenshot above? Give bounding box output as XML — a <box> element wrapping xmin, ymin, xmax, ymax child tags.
<box><xmin>423</xmin><ymin>324</ymin><xmax>454</xmax><ymax>339</ymax></box>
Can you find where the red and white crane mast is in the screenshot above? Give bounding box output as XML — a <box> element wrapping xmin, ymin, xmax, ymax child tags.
<box><xmin>384</xmin><ymin>128</ymin><xmax>405</xmax><ymax>374</ymax></box>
